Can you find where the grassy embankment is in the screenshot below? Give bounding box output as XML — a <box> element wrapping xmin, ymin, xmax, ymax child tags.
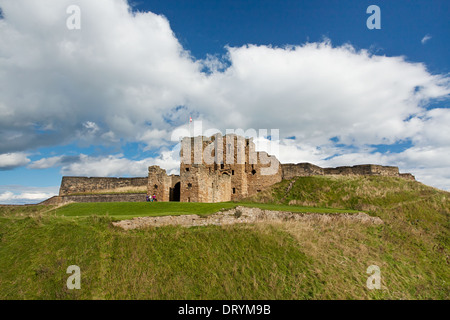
<box><xmin>0</xmin><ymin>175</ymin><xmax>448</xmax><ymax>299</ymax></box>
<box><xmin>52</xmin><ymin>201</ymin><xmax>359</xmax><ymax>220</ymax></box>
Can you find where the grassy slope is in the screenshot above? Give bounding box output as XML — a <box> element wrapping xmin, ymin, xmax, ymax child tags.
<box><xmin>249</xmin><ymin>175</ymin><xmax>450</xmax><ymax>299</ymax></box>
<box><xmin>0</xmin><ymin>175</ymin><xmax>448</xmax><ymax>299</ymax></box>
<box><xmin>52</xmin><ymin>201</ymin><xmax>358</xmax><ymax>220</ymax></box>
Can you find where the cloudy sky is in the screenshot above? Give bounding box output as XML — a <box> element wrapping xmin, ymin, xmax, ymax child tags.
<box><xmin>0</xmin><ymin>0</ymin><xmax>449</xmax><ymax>204</ymax></box>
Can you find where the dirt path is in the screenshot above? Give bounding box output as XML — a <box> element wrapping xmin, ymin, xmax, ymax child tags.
<box><xmin>280</xmin><ymin>178</ymin><xmax>298</xmax><ymax>203</ymax></box>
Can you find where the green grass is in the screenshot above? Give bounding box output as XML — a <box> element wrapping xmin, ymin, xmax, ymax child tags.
<box><xmin>252</xmin><ymin>175</ymin><xmax>444</xmax><ymax>210</ymax></box>
<box><xmin>54</xmin><ymin>202</ymin><xmax>237</xmax><ymax>219</ymax></box>
<box><xmin>0</xmin><ymin>205</ymin><xmax>55</xmax><ymax>217</ymax></box>
<box><xmin>0</xmin><ymin>175</ymin><xmax>448</xmax><ymax>299</ymax></box>
<box><xmin>52</xmin><ymin>201</ymin><xmax>359</xmax><ymax>220</ymax></box>
<box><xmin>249</xmin><ymin>175</ymin><xmax>450</xmax><ymax>225</ymax></box>
<box><xmin>0</xmin><ymin>215</ymin><xmax>320</xmax><ymax>299</ymax></box>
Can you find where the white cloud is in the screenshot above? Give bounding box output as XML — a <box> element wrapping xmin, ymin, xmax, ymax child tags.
<box><xmin>253</xmin><ymin>136</ymin><xmax>327</xmax><ymax>165</ymax></box>
<box><xmin>0</xmin><ymin>152</ymin><xmax>30</xmax><ymax>170</ymax></box>
<box><xmin>0</xmin><ymin>185</ymin><xmax>58</xmax><ymax>204</ymax></box>
<box><xmin>28</xmin><ymin>155</ymin><xmax>77</xmax><ymax>169</ymax></box>
<box><xmin>197</xmin><ymin>43</ymin><xmax>449</xmax><ymax>146</ymax></box>
<box><xmin>0</xmin><ymin>0</ymin><xmax>201</xmax><ymax>153</ymax></box>
<box><xmin>0</xmin><ymin>0</ymin><xmax>449</xmax><ymax>190</ymax></box>
<box><xmin>421</xmin><ymin>34</ymin><xmax>432</xmax><ymax>44</ymax></box>
<box><xmin>254</xmin><ymin>136</ymin><xmax>450</xmax><ymax>191</ymax></box>
<box><xmin>55</xmin><ymin>149</ymin><xmax>180</xmax><ymax>177</ymax></box>
<box><xmin>136</xmin><ymin>128</ymin><xmax>171</xmax><ymax>149</ymax></box>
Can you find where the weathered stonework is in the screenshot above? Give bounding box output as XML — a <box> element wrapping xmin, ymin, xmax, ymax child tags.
<box><xmin>281</xmin><ymin>163</ymin><xmax>408</xmax><ymax>179</ymax></box>
<box><xmin>281</xmin><ymin>163</ymin><xmax>324</xmax><ymax>180</ymax></box>
<box><xmin>112</xmin><ymin>206</ymin><xmax>384</xmax><ymax>230</ymax></box>
<box><xmin>149</xmin><ymin>134</ymin><xmax>282</xmax><ymax>202</ymax></box>
<box><xmin>147</xmin><ymin>166</ymin><xmax>180</xmax><ymax>202</ymax></box>
<box><xmin>324</xmin><ymin>164</ymin><xmax>399</xmax><ymax>176</ymax></box>
<box><xmin>399</xmin><ymin>173</ymin><xmax>416</xmax><ymax>180</ymax></box>
<box><xmin>54</xmin><ymin>134</ymin><xmax>415</xmax><ymax>204</ymax></box>
<box><xmin>59</xmin><ymin>176</ymin><xmax>147</xmax><ymax>196</ymax></box>
<box><xmin>146</xmin><ymin>134</ymin><xmax>414</xmax><ymax>203</ymax></box>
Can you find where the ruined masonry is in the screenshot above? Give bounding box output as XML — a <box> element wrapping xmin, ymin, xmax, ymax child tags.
<box><xmin>147</xmin><ymin>133</ymin><xmax>415</xmax><ymax>203</ymax></box>
<box><xmin>148</xmin><ymin>134</ymin><xmax>283</xmax><ymax>203</ymax></box>
<box><xmin>49</xmin><ymin>134</ymin><xmax>415</xmax><ymax>204</ymax></box>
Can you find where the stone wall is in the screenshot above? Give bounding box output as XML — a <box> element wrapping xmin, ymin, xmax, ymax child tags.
<box><xmin>179</xmin><ymin>165</ymin><xmax>201</xmax><ymax>203</ymax></box>
<box><xmin>52</xmin><ymin>135</ymin><xmax>415</xmax><ymax>205</ymax></box>
<box><xmin>176</xmin><ymin>164</ymin><xmax>233</xmax><ymax>203</ymax></box>
<box><xmin>179</xmin><ymin>134</ymin><xmax>282</xmax><ymax>202</ymax></box>
<box><xmin>59</xmin><ymin>176</ymin><xmax>148</xmax><ymax>196</ymax></box>
<box><xmin>147</xmin><ymin>166</ymin><xmax>180</xmax><ymax>202</ymax></box>
<box><xmin>281</xmin><ymin>163</ymin><xmax>324</xmax><ymax>180</ymax></box>
<box><xmin>246</xmin><ymin>151</ymin><xmax>282</xmax><ymax>196</ymax></box>
<box><xmin>323</xmin><ymin>164</ymin><xmax>399</xmax><ymax>176</ymax></box>
<box><xmin>399</xmin><ymin>173</ymin><xmax>416</xmax><ymax>180</ymax></box>
<box><xmin>281</xmin><ymin>163</ymin><xmax>413</xmax><ymax>180</ymax></box>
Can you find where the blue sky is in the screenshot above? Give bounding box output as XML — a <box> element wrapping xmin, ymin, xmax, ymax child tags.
<box><xmin>0</xmin><ymin>0</ymin><xmax>449</xmax><ymax>204</ymax></box>
<box><xmin>138</xmin><ymin>0</ymin><xmax>449</xmax><ymax>72</ymax></box>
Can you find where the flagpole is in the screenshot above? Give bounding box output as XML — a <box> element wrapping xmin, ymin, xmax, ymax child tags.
<box><xmin>189</xmin><ymin>116</ymin><xmax>192</xmax><ymax>137</ymax></box>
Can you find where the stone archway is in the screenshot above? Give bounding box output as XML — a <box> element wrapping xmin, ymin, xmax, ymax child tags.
<box><xmin>169</xmin><ymin>182</ymin><xmax>181</xmax><ymax>202</ymax></box>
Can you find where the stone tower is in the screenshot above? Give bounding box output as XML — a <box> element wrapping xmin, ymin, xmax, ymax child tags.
<box><xmin>147</xmin><ymin>133</ymin><xmax>282</xmax><ymax>202</ymax></box>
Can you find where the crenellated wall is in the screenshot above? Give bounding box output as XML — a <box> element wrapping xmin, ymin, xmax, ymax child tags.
<box><xmin>178</xmin><ymin>134</ymin><xmax>282</xmax><ymax>202</ymax></box>
<box><xmin>323</xmin><ymin>164</ymin><xmax>399</xmax><ymax>176</ymax></box>
<box><xmin>59</xmin><ymin>176</ymin><xmax>148</xmax><ymax>196</ymax></box>
<box><xmin>281</xmin><ymin>163</ymin><xmax>324</xmax><ymax>180</ymax></box>
<box><xmin>281</xmin><ymin>163</ymin><xmax>412</xmax><ymax>180</ymax></box>
<box><xmin>53</xmin><ymin>135</ymin><xmax>415</xmax><ymax>204</ymax></box>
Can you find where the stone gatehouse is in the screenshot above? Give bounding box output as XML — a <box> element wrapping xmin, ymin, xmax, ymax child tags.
<box><xmin>53</xmin><ymin>134</ymin><xmax>415</xmax><ymax>204</ymax></box>
<box><xmin>148</xmin><ymin>134</ymin><xmax>282</xmax><ymax>202</ymax></box>
<box><xmin>147</xmin><ymin>134</ymin><xmax>415</xmax><ymax>203</ymax></box>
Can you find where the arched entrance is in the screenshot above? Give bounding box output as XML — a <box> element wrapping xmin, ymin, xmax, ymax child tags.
<box><xmin>169</xmin><ymin>182</ymin><xmax>181</xmax><ymax>201</ymax></box>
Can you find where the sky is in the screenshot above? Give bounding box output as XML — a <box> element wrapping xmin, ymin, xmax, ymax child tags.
<box><xmin>0</xmin><ymin>0</ymin><xmax>449</xmax><ymax>204</ymax></box>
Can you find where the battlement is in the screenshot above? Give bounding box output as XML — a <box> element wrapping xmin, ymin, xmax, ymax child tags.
<box><xmin>59</xmin><ymin>176</ymin><xmax>148</xmax><ymax>196</ymax></box>
<box><xmin>149</xmin><ymin>134</ymin><xmax>282</xmax><ymax>202</ymax></box>
<box><xmin>281</xmin><ymin>163</ymin><xmax>413</xmax><ymax>180</ymax></box>
<box><xmin>56</xmin><ymin>135</ymin><xmax>415</xmax><ymax>203</ymax></box>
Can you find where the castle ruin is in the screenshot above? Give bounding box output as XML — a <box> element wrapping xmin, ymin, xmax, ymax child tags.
<box><xmin>148</xmin><ymin>134</ymin><xmax>282</xmax><ymax>202</ymax></box>
<box><xmin>146</xmin><ymin>134</ymin><xmax>415</xmax><ymax>203</ymax></box>
<box><xmin>50</xmin><ymin>134</ymin><xmax>415</xmax><ymax>204</ymax></box>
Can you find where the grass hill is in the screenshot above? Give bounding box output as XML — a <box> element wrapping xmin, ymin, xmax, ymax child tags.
<box><xmin>250</xmin><ymin>175</ymin><xmax>449</xmax><ymax>221</ymax></box>
<box><xmin>0</xmin><ymin>175</ymin><xmax>448</xmax><ymax>299</ymax></box>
